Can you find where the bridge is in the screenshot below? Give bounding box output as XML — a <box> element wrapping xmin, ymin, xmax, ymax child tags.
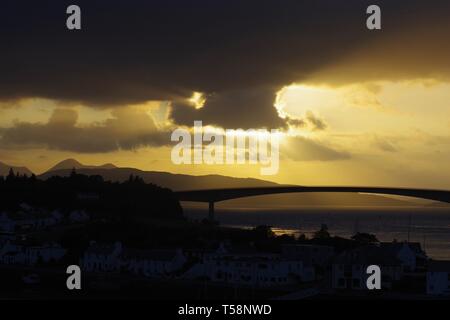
<box><xmin>175</xmin><ymin>186</ymin><xmax>450</xmax><ymax>221</ymax></box>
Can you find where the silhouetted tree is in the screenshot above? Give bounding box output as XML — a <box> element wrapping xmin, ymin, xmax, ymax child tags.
<box><xmin>351</xmin><ymin>232</ymin><xmax>379</xmax><ymax>244</ymax></box>
<box><xmin>0</xmin><ymin>171</ymin><xmax>183</xmax><ymax>220</ymax></box>
<box><xmin>313</xmin><ymin>224</ymin><xmax>330</xmax><ymax>240</ymax></box>
<box><xmin>297</xmin><ymin>233</ymin><xmax>308</xmax><ymax>241</ymax></box>
<box><xmin>253</xmin><ymin>225</ymin><xmax>274</xmax><ymax>239</ymax></box>
<box><xmin>6</xmin><ymin>168</ymin><xmax>15</xmax><ymax>182</ymax></box>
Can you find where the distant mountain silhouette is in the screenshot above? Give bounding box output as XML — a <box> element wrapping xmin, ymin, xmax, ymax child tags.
<box><xmin>39</xmin><ymin>166</ymin><xmax>277</xmax><ymax>190</ymax></box>
<box><xmin>48</xmin><ymin>158</ymin><xmax>117</xmax><ymax>172</ymax></box>
<box><xmin>37</xmin><ymin>159</ymin><xmax>431</xmax><ymax>207</ymax></box>
<box><xmin>0</xmin><ymin>161</ymin><xmax>33</xmax><ymax>176</ymax></box>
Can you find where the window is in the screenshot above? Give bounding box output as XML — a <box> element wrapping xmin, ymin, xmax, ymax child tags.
<box><xmin>338</xmin><ymin>279</ymin><xmax>345</xmax><ymax>287</ymax></box>
<box><xmin>352</xmin><ymin>279</ymin><xmax>360</xmax><ymax>288</ymax></box>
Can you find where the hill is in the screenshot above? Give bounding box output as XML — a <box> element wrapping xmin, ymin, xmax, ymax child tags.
<box><xmin>0</xmin><ymin>171</ymin><xmax>182</xmax><ymax>220</ymax></box>
<box><xmin>47</xmin><ymin>158</ymin><xmax>117</xmax><ymax>172</ymax></box>
<box><xmin>39</xmin><ymin>167</ymin><xmax>277</xmax><ymax>190</ymax></box>
<box><xmin>38</xmin><ymin>159</ymin><xmax>423</xmax><ymax>207</ymax></box>
<box><xmin>0</xmin><ymin>161</ymin><xmax>34</xmax><ymax>176</ymax></box>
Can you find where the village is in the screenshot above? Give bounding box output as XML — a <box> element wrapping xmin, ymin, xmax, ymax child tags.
<box><xmin>1</xmin><ymin>202</ymin><xmax>449</xmax><ymax>299</ymax></box>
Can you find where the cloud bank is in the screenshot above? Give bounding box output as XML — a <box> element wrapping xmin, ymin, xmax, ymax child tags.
<box><xmin>1</xmin><ymin>0</ymin><xmax>449</xmax><ymax>130</ymax></box>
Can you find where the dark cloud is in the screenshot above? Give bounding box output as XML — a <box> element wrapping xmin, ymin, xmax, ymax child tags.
<box><xmin>0</xmin><ymin>106</ymin><xmax>347</xmax><ymax>157</ymax></box>
<box><xmin>1</xmin><ymin>0</ymin><xmax>449</xmax><ymax>128</ymax></box>
<box><xmin>305</xmin><ymin>111</ymin><xmax>327</xmax><ymax>131</ymax></box>
<box><xmin>170</xmin><ymin>87</ymin><xmax>285</xmax><ymax>128</ymax></box>
<box><xmin>286</xmin><ymin>117</ymin><xmax>306</xmax><ymax>129</ymax></box>
<box><xmin>372</xmin><ymin>136</ymin><xmax>398</xmax><ymax>153</ymax></box>
<box><xmin>283</xmin><ymin>113</ymin><xmax>326</xmax><ymax>131</ymax></box>
<box><xmin>0</xmin><ymin>108</ymin><xmax>170</xmax><ymax>153</ymax></box>
<box><xmin>283</xmin><ymin>137</ymin><xmax>350</xmax><ymax>161</ymax></box>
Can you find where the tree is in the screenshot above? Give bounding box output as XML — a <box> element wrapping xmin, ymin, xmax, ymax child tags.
<box><xmin>134</xmin><ymin>175</ymin><xmax>144</xmax><ymax>184</ymax></box>
<box><xmin>297</xmin><ymin>233</ymin><xmax>308</xmax><ymax>241</ymax></box>
<box><xmin>351</xmin><ymin>232</ymin><xmax>379</xmax><ymax>244</ymax></box>
<box><xmin>6</xmin><ymin>168</ymin><xmax>15</xmax><ymax>182</ymax></box>
<box><xmin>313</xmin><ymin>224</ymin><xmax>330</xmax><ymax>240</ymax></box>
<box><xmin>253</xmin><ymin>225</ymin><xmax>274</xmax><ymax>239</ymax></box>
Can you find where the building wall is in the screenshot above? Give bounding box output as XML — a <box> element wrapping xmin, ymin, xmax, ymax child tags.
<box><xmin>427</xmin><ymin>272</ymin><xmax>450</xmax><ymax>295</ymax></box>
<box><xmin>332</xmin><ymin>264</ymin><xmax>402</xmax><ymax>290</ymax></box>
<box><xmin>200</xmin><ymin>258</ymin><xmax>310</xmax><ymax>287</ymax></box>
<box><xmin>396</xmin><ymin>245</ymin><xmax>417</xmax><ymax>271</ymax></box>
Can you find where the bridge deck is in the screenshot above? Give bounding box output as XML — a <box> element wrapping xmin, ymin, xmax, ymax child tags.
<box><xmin>175</xmin><ymin>186</ymin><xmax>450</xmax><ymax>220</ymax></box>
<box><xmin>176</xmin><ymin>186</ymin><xmax>450</xmax><ymax>203</ymax></box>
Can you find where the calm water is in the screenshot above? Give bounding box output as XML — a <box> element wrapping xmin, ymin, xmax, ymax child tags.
<box><xmin>184</xmin><ymin>206</ymin><xmax>450</xmax><ymax>260</ymax></box>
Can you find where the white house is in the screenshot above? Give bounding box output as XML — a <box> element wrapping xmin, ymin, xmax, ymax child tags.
<box><xmin>183</xmin><ymin>243</ymin><xmax>315</xmax><ymax>286</ymax></box>
<box><xmin>122</xmin><ymin>248</ymin><xmax>186</xmax><ymax>278</ymax></box>
<box><xmin>1</xmin><ymin>205</ymin><xmax>67</xmax><ymax>233</ymax></box>
<box><xmin>81</xmin><ymin>242</ymin><xmax>187</xmax><ymax>276</ymax></box>
<box><xmin>50</xmin><ymin>210</ymin><xmax>64</xmax><ymax>224</ymax></box>
<box><xmin>81</xmin><ymin>241</ymin><xmax>123</xmax><ymax>272</ymax></box>
<box><xmin>0</xmin><ymin>240</ymin><xmax>22</xmax><ymax>263</ymax></box>
<box><xmin>25</xmin><ymin>242</ymin><xmax>66</xmax><ymax>264</ymax></box>
<box><xmin>0</xmin><ymin>240</ymin><xmax>21</xmax><ymax>253</ymax></box>
<box><xmin>0</xmin><ymin>212</ymin><xmax>16</xmax><ymax>232</ymax></box>
<box><xmin>69</xmin><ymin>210</ymin><xmax>90</xmax><ymax>223</ymax></box>
<box><xmin>11</xmin><ymin>210</ymin><xmax>59</xmax><ymax>231</ymax></box>
<box><xmin>332</xmin><ymin>245</ymin><xmax>403</xmax><ymax>290</ymax></box>
<box><xmin>0</xmin><ymin>240</ymin><xmax>66</xmax><ymax>265</ymax></box>
<box><xmin>427</xmin><ymin>260</ymin><xmax>450</xmax><ymax>296</ymax></box>
<box><xmin>204</xmin><ymin>255</ymin><xmax>312</xmax><ymax>287</ymax></box>
<box><xmin>281</xmin><ymin>244</ymin><xmax>334</xmax><ymax>268</ymax></box>
<box><xmin>19</xmin><ymin>203</ymin><xmax>32</xmax><ymax>211</ymax></box>
<box><xmin>1</xmin><ymin>251</ymin><xmax>26</xmax><ymax>265</ymax></box>
<box><xmin>380</xmin><ymin>242</ymin><xmax>427</xmax><ymax>272</ymax></box>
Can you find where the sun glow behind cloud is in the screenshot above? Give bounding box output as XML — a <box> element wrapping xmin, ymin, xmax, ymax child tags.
<box><xmin>276</xmin><ymin>79</ymin><xmax>450</xmax><ymax>134</ymax></box>
<box><xmin>187</xmin><ymin>92</ymin><xmax>206</xmax><ymax>110</ymax></box>
<box><xmin>2</xmin><ymin>79</ymin><xmax>450</xmax><ymax>188</ymax></box>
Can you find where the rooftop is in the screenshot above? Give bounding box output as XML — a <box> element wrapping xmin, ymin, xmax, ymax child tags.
<box><xmin>428</xmin><ymin>260</ymin><xmax>450</xmax><ymax>272</ymax></box>
<box><xmin>122</xmin><ymin>248</ymin><xmax>179</xmax><ymax>261</ymax></box>
<box><xmin>333</xmin><ymin>245</ymin><xmax>401</xmax><ymax>266</ymax></box>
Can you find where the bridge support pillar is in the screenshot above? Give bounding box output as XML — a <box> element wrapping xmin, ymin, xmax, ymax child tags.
<box><xmin>208</xmin><ymin>201</ymin><xmax>215</xmax><ymax>221</ymax></box>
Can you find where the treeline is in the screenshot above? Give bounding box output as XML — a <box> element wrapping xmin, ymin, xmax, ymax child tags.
<box><xmin>0</xmin><ymin>168</ymin><xmax>183</xmax><ymax>220</ymax></box>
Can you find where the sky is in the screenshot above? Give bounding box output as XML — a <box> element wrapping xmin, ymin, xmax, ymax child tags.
<box><xmin>1</xmin><ymin>0</ymin><xmax>450</xmax><ymax>189</ymax></box>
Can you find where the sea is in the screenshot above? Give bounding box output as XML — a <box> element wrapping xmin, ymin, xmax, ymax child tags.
<box><xmin>183</xmin><ymin>206</ymin><xmax>450</xmax><ymax>260</ymax></box>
